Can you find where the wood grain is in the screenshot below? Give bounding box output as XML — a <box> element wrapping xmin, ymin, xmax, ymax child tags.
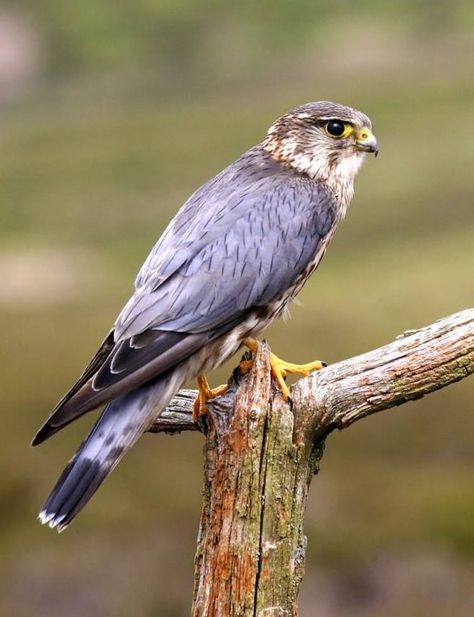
<box><xmin>147</xmin><ymin>309</ymin><xmax>474</xmax><ymax>615</ymax></box>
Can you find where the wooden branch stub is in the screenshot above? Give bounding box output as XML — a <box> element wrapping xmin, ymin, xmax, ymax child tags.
<box><xmin>293</xmin><ymin>308</ymin><xmax>474</xmax><ymax>434</ymax></box>
<box><xmin>147</xmin><ymin>389</ymin><xmax>198</xmax><ymax>434</ymax></box>
<box><xmin>146</xmin><ymin>309</ymin><xmax>473</xmax><ymax>616</ymax></box>
<box><xmin>191</xmin><ymin>343</ymin><xmax>320</xmax><ymax>617</ymax></box>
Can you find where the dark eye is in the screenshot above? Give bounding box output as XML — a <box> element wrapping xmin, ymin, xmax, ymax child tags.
<box><xmin>325</xmin><ymin>121</ymin><xmax>346</xmax><ymax>137</ymax></box>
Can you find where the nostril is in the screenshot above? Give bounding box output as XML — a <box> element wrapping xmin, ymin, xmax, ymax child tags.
<box><xmin>361</xmin><ymin>132</ymin><xmax>368</xmax><ymax>139</ymax></box>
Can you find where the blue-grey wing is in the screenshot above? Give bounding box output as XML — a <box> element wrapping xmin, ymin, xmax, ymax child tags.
<box><xmin>116</xmin><ymin>176</ymin><xmax>337</xmax><ymax>337</ymax></box>
<box><xmin>133</xmin><ymin>149</ymin><xmax>279</xmax><ymax>290</ymax></box>
<box><xmin>33</xmin><ymin>152</ymin><xmax>337</xmax><ymax>444</ymax></box>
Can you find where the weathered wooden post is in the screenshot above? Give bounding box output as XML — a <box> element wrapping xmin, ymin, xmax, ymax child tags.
<box><xmin>149</xmin><ymin>309</ymin><xmax>474</xmax><ymax>616</ymax></box>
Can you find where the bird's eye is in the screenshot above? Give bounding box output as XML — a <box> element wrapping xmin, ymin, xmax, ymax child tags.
<box><xmin>325</xmin><ymin>121</ymin><xmax>347</xmax><ymax>138</ymax></box>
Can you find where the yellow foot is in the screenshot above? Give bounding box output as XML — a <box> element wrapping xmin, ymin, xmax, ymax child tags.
<box><xmin>193</xmin><ymin>374</ymin><xmax>229</xmax><ymax>422</ymax></box>
<box><xmin>243</xmin><ymin>337</ymin><xmax>326</xmax><ymax>399</ymax></box>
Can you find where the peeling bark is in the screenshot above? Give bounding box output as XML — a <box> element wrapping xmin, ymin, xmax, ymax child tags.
<box><xmin>147</xmin><ymin>309</ymin><xmax>474</xmax><ymax>616</ymax></box>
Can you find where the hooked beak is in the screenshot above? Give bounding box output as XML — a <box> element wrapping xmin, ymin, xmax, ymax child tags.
<box><xmin>354</xmin><ymin>127</ymin><xmax>379</xmax><ymax>156</ymax></box>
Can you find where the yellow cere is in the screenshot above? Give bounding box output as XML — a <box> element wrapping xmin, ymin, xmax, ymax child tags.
<box><xmin>354</xmin><ymin>126</ymin><xmax>375</xmax><ymax>142</ymax></box>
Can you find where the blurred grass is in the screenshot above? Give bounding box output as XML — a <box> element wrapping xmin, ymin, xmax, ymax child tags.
<box><xmin>0</xmin><ymin>4</ymin><xmax>474</xmax><ymax>616</ymax></box>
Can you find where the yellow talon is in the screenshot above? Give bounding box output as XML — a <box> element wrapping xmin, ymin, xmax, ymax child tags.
<box><xmin>243</xmin><ymin>337</ymin><xmax>325</xmax><ymax>400</ymax></box>
<box><xmin>193</xmin><ymin>375</ymin><xmax>228</xmax><ymax>422</ymax></box>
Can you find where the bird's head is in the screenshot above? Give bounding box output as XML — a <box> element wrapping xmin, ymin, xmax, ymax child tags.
<box><xmin>263</xmin><ymin>101</ymin><xmax>378</xmax><ymax>195</ymax></box>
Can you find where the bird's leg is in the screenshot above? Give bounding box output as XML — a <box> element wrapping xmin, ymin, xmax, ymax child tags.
<box><xmin>193</xmin><ymin>374</ymin><xmax>229</xmax><ymax>421</ymax></box>
<box><xmin>243</xmin><ymin>337</ymin><xmax>326</xmax><ymax>400</ymax></box>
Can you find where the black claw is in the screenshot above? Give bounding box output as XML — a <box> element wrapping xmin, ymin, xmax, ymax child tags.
<box><xmin>233</xmin><ymin>364</ymin><xmax>243</xmax><ymax>382</ymax></box>
<box><xmin>287</xmin><ymin>396</ymin><xmax>294</xmax><ymax>410</ymax></box>
<box><xmin>321</xmin><ymin>361</ymin><xmax>328</xmax><ymax>367</ymax></box>
<box><xmin>195</xmin><ymin>413</ymin><xmax>208</xmax><ymax>435</ymax></box>
<box><xmin>240</xmin><ymin>350</ymin><xmax>252</xmax><ymax>363</ymax></box>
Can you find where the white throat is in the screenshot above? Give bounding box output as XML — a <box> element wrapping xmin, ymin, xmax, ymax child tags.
<box><xmin>264</xmin><ymin>131</ymin><xmax>368</xmax><ymax>217</ymax></box>
<box><xmin>290</xmin><ymin>146</ymin><xmax>367</xmax><ymax>215</ymax></box>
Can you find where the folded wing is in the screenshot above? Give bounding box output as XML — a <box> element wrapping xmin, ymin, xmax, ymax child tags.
<box><xmin>33</xmin><ymin>157</ymin><xmax>336</xmax><ymax>446</ymax></box>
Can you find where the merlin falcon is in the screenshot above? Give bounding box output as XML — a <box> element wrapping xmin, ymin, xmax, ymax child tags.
<box><xmin>33</xmin><ymin>101</ymin><xmax>378</xmax><ymax>531</ymax></box>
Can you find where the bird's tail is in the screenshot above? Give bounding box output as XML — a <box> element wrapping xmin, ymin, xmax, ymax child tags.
<box><xmin>38</xmin><ymin>370</ymin><xmax>183</xmax><ymax>532</ymax></box>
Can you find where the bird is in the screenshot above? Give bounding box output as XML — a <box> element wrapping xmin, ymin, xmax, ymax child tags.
<box><xmin>33</xmin><ymin>100</ymin><xmax>378</xmax><ymax>531</ymax></box>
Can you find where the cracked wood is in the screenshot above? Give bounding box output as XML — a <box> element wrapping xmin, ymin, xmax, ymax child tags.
<box><xmin>147</xmin><ymin>309</ymin><xmax>473</xmax><ymax>615</ymax></box>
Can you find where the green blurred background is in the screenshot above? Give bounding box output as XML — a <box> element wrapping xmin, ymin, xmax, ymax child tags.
<box><xmin>0</xmin><ymin>1</ymin><xmax>473</xmax><ymax>615</ymax></box>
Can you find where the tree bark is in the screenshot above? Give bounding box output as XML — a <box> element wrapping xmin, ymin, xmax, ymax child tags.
<box><xmin>148</xmin><ymin>309</ymin><xmax>474</xmax><ymax>616</ymax></box>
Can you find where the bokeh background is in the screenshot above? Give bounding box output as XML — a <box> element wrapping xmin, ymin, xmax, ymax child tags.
<box><xmin>1</xmin><ymin>1</ymin><xmax>473</xmax><ymax>616</ymax></box>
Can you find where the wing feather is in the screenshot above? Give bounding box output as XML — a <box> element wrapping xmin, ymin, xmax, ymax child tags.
<box><xmin>115</xmin><ymin>176</ymin><xmax>336</xmax><ymax>338</ymax></box>
<box><xmin>33</xmin><ymin>148</ymin><xmax>338</xmax><ymax>446</ymax></box>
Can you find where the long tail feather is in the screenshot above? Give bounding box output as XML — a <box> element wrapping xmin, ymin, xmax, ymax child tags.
<box><xmin>39</xmin><ymin>370</ymin><xmax>183</xmax><ymax>532</ymax></box>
